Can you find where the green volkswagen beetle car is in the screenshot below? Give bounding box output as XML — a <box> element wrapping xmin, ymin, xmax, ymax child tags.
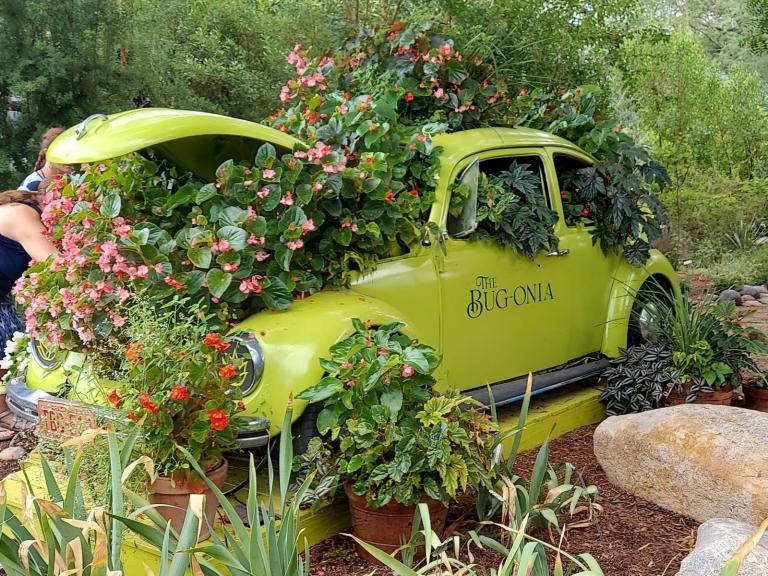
<box><xmin>7</xmin><ymin>109</ymin><xmax>678</xmax><ymax>448</ymax></box>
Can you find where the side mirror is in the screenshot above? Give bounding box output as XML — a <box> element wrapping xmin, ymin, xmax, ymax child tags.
<box><xmin>447</xmin><ymin>158</ymin><xmax>480</xmax><ymax>238</ymax></box>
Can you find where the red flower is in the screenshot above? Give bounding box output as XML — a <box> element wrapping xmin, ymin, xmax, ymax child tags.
<box><xmin>127</xmin><ymin>411</ymin><xmax>138</xmax><ymax>421</ymax></box>
<box><xmin>560</xmin><ymin>190</ymin><xmax>567</xmax><ymax>199</ymax></box>
<box><xmin>169</xmin><ymin>385</ymin><xmax>190</xmax><ymax>401</ymax></box>
<box><xmin>518</xmin><ymin>87</ymin><xmax>527</xmax><ymax>97</ymax></box>
<box><xmin>203</xmin><ymin>333</ymin><xmax>229</xmax><ymax>353</ymax></box>
<box><xmin>139</xmin><ymin>393</ymin><xmax>159</xmax><ymax>414</ymax></box>
<box><xmin>107</xmin><ymin>389</ymin><xmax>122</xmax><ymax>408</ymax></box>
<box><xmin>378</xmin><ymin>347</ymin><xmax>389</xmax><ymax>356</ymax></box>
<box><xmin>219</xmin><ymin>364</ymin><xmax>237</xmax><ymax>379</ymax></box>
<box><xmin>125</xmin><ymin>343</ymin><xmax>142</xmax><ymax>362</ymax></box>
<box><xmin>408</xmin><ymin>188</ymin><xmax>418</xmax><ymax>197</ymax></box>
<box><xmin>581</xmin><ymin>207</ymin><xmax>590</xmax><ymax>217</ymax></box>
<box><xmin>401</xmin><ymin>364</ymin><xmax>415</xmax><ymax>378</ymax></box>
<box><xmin>404</xmin><ymin>92</ymin><xmax>415</xmax><ymax>102</ymax></box>
<box><xmin>384</xmin><ymin>190</ymin><xmax>395</xmax><ymax>203</ymax></box>
<box><xmin>208</xmin><ymin>409</ymin><xmax>229</xmax><ymax>431</ymax></box>
<box><xmin>237</xmin><ymin>401</ymin><xmax>246</xmax><ymax>412</ymax></box>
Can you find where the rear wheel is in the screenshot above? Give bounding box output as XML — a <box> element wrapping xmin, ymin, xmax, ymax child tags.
<box><xmin>628</xmin><ymin>281</ymin><xmax>672</xmax><ymax>346</ymax></box>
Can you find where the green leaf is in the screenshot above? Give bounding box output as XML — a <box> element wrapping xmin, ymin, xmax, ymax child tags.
<box><xmin>297</xmin><ymin>377</ymin><xmax>343</xmax><ymax>403</ymax></box>
<box><xmin>196</xmin><ymin>183</ymin><xmax>217</xmax><ymax>204</ymax></box>
<box><xmin>217</xmin><ymin>226</ymin><xmax>248</xmax><ymax>250</ymax></box>
<box><xmin>187</xmin><ymin>246</ymin><xmax>212</xmax><ymax>269</ymax></box>
<box><xmin>379</xmin><ymin>389</ymin><xmax>403</xmax><ymax>418</ymax></box>
<box><xmin>275</xmin><ymin>245</ymin><xmax>293</xmax><ymax>271</ymax></box>
<box><xmin>347</xmin><ymin>455</ymin><xmax>365</xmax><ymax>473</ymax></box>
<box><xmin>262</xmin><ymin>277</ymin><xmax>293</xmax><ymax>309</ymax></box>
<box><xmin>402</xmin><ymin>348</ymin><xmax>430</xmax><ymax>374</ymax></box>
<box><xmin>362</xmin><ymin>177</ymin><xmax>382</xmax><ymax>193</ymax></box>
<box><xmin>255</xmin><ymin>142</ymin><xmax>277</xmax><ymax>167</ymax></box>
<box><xmin>100</xmin><ymin>191</ymin><xmax>121</xmax><ymax>218</ymax></box>
<box><xmin>316</xmin><ymin>407</ymin><xmax>339</xmax><ymax>435</ymax></box>
<box><xmin>206</xmin><ymin>268</ymin><xmax>232</xmax><ymax>298</ymax></box>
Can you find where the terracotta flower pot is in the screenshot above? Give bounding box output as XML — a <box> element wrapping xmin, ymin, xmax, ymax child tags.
<box><xmin>344</xmin><ymin>483</ymin><xmax>448</xmax><ymax>564</ymax></box>
<box><xmin>743</xmin><ymin>384</ymin><xmax>768</xmax><ymax>412</ymax></box>
<box><xmin>149</xmin><ymin>459</ymin><xmax>228</xmax><ymax>541</ymax></box>
<box><xmin>665</xmin><ymin>382</ymin><xmax>733</xmax><ymax>406</ymax></box>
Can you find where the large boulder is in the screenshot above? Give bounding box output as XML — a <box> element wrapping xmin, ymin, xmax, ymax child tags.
<box><xmin>593</xmin><ymin>405</ymin><xmax>768</xmax><ymax>524</ymax></box>
<box><xmin>677</xmin><ymin>518</ymin><xmax>768</xmax><ymax>576</ymax></box>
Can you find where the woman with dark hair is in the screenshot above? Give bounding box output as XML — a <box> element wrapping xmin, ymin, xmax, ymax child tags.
<box><xmin>18</xmin><ymin>127</ymin><xmax>71</xmax><ymax>192</ymax></box>
<box><xmin>0</xmin><ymin>186</ymin><xmax>58</xmax><ymax>358</ymax></box>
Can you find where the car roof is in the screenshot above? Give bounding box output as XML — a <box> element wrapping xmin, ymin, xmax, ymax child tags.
<box><xmin>433</xmin><ymin>127</ymin><xmax>591</xmax><ymax>164</ymax></box>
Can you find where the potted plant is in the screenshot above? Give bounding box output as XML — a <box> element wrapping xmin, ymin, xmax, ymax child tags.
<box><xmin>643</xmin><ymin>290</ymin><xmax>768</xmax><ymax>406</ymax></box>
<box><xmin>297</xmin><ymin>319</ymin><xmax>497</xmax><ymax>561</ymax></box>
<box><xmin>91</xmin><ymin>295</ymin><xmax>245</xmax><ymax>539</ymax></box>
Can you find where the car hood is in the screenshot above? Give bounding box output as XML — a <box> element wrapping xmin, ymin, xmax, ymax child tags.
<box><xmin>47</xmin><ymin>108</ymin><xmax>302</xmax><ymax>181</ymax></box>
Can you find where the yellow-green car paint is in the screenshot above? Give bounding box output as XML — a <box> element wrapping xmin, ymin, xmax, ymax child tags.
<box><xmin>30</xmin><ymin>108</ymin><xmax>678</xmax><ymax>436</ymax></box>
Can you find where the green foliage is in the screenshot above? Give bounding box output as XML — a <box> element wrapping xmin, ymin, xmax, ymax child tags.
<box><xmin>450</xmin><ymin>162</ymin><xmax>559</xmax><ymax>259</ymax></box>
<box><xmin>352</xmin><ymin>504</ymin><xmax>605</xmax><ymax>575</ymax></box>
<box><xmin>644</xmin><ymin>291</ymin><xmax>768</xmax><ymax>397</ymax></box>
<box><xmin>297</xmin><ymin>320</ymin><xmax>497</xmax><ymax>507</ymax></box>
<box><xmin>88</xmin><ymin>296</ymin><xmax>245</xmax><ymax>478</ymax></box>
<box><xmin>600</xmin><ymin>344</ymin><xmax>680</xmax><ymax>415</ymax></box>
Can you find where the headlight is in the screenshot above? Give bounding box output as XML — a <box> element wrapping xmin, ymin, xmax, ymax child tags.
<box><xmin>30</xmin><ymin>339</ymin><xmax>62</xmax><ymax>370</ymax></box>
<box><xmin>230</xmin><ymin>334</ymin><xmax>264</xmax><ymax>396</ymax></box>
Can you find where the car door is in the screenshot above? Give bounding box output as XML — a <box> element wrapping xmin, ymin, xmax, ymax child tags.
<box><xmin>547</xmin><ymin>148</ymin><xmax>620</xmax><ymax>357</ymax></box>
<box><xmin>438</xmin><ymin>148</ymin><xmax>580</xmax><ymax>393</ymax></box>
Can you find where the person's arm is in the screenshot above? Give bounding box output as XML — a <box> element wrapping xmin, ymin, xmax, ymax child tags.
<box><xmin>4</xmin><ymin>206</ymin><xmax>58</xmax><ymax>262</ymax></box>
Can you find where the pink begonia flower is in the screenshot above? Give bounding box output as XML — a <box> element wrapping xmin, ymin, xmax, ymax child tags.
<box><xmin>286</xmin><ymin>239</ymin><xmax>304</xmax><ymax>250</ymax></box>
<box><xmin>243</xmin><ymin>180</ymin><xmax>253</xmax><ymax>187</ymax></box>
<box><xmin>262</xmin><ymin>169</ymin><xmax>276</xmax><ymax>179</ymax></box>
<box><xmin>312</xmin><ymin>181</ymin><xmax>323</xmax><ymax>192</ymax></box>
<box><xmin>401</xmin><ymin>364</ymin><xmax>415</xmax><ymax>378</ymax></box>
<box><xmin>223</xmin><ymin>263</ymin><xmax>238</xmax><ymax>273</ymax></box>
<box><xmin>255</xmin><ymin>251</ymin><xmax>270</xmax><ymax>262</ymax></box>
<box><xmin>257</xmin><ymin>187</ymin><xmax>270</xmax><ymax>199</ymax></box>
<box><xmin>279</xmin><ymin>193</ymin><xmax>294</xmax><ymax>206</ymax></box>
<box><xmin>279</xmin><ymin>86</ymin><xmax>291</xmax><ymax>103</ymax></box>
<box><xmin>302</xmin><ymin>219</ymin><xmax>315</xmax><ymax>234</ymax></box>
<box><xmin>247</xmin><ymin>234</ymin><xmax>266</xmax><ymax>246</ymax></box>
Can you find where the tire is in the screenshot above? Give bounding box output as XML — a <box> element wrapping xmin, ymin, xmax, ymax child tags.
<box><xmin>292</xmin><ymin>402</ymin><xmax>322</xmax><ymax>455</ymax></box>
<box><xmin>628</xmin><ymin>282</ymin><xmax>672</xmax><ymax>346</ymax></box>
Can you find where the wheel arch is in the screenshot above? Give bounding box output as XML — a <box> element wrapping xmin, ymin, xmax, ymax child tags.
<box><xmin>601</xmin><ymin>251</ymin><xmax>679</xmax><ymax>357</ymax></box>
<box><xmin>231</xmin><ymin>290</ymin><xmax>430</xmax><ymax>437</ymax></box>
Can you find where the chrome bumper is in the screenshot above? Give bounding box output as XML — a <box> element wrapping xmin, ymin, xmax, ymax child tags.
<box><xmin>6</xmin><ymin>377</ymin><xmax>271</xmax><ymax>448</ymax></box>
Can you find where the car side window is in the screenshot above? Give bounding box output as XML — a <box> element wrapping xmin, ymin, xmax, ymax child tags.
<box><xmin>553</xmin><ymin>153</ymin><xmax>593</xmax><ymax>227</ymax></box>
<box><xmin>448</xmin><ymin>155</ymin><xmax>559</xmax><ymax>258</ymax></box>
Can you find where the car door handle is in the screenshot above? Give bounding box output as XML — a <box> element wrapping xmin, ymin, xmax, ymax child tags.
<box><xmin>546</xmin><ymin>248</ymin><xmax>570</xmax><ymax>257</ymax></box>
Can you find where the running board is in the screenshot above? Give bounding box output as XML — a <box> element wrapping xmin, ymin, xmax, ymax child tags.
<box><xmin>468</xmin><ymin>358</ymin><xmax>610</xmax><ymax>408</ymax></box>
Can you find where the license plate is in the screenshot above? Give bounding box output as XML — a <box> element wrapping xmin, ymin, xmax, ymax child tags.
<box><xmin>37</xmin><ymin>398</ymin><xmax>98</xmax><ymax>442</ymax></box>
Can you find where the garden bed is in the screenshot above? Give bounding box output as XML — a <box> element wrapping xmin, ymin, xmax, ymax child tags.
<box><xmin>308</xmin><ymin>424</ymin><xmax>699</xmax><ymax>576</ymax></box>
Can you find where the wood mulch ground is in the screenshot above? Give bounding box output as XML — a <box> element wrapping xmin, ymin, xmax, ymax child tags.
<box><xmin>309</xmin><ymin>424</ymin><xmax>699</xmax><ymax>575</ymax></box>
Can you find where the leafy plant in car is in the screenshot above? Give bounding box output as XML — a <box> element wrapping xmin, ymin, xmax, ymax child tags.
<box><xmin>297</xmin><ymin>319</ymin><xmax>497</xmax><ymax>507</ymax></box>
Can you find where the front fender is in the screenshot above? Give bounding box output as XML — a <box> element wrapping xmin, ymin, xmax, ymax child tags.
<box><xmin>601</xmin><ymin>250</ymin><xmax>680</xmax><ymax>357</ymax></box>
<box><xmin>232</xmin><ymin>289</ymin><xmax>430</xmax><ymax>436</ymax></box>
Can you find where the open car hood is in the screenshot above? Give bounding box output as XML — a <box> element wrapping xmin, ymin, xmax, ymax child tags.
<box><xmin>47</xmin><ymin>108</ymin><xmax>302</xmax><ymax>181</ymax></box>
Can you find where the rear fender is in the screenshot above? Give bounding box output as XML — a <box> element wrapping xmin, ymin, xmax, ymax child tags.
<box><xmin>601</xmin><ymin>250</ymin><xmax>679</xmax><ymax>357</ymax></box>
<box><xmin>233</xmin><ymin>290</ymin><xmax>429</xmax><ymax>436</ymax></box>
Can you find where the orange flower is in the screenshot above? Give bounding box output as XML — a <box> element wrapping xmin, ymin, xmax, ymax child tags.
<box><xmin>168</xmin><ymin>385</ymin><xmax>190</xmax><ymax>401</ymax></box>
<box><xmin>237</xmin><ymin>401</ymin><xmax>246</xmax><ymax>412</ymax></box>
<box><xmin>125</xmin><ymin>343</ymin><xmax>142</xmax><ymax>362</ymax></box>
<box><xmin>107</xmin><ymin>389</ymin><xmax>122</xmax><ymax>407</ymax></box>
<box><xmin>208</xmin><ymin>409</ymin><xmax>229</xmax><ymax>431</ymax></box>
<box><xmin>203</xmin><ymin>333</ymin><xmax>229</xmax><ymax>353</ymax></box>
<box><xmin>139</xmin><ymin>393</ymin><xmax>159</xmax><ymax>414</ymax></box>
<box><xmin>218</xmin><ymin>364</ymin><xmax>237</xmax><ymax>379</ymax></box>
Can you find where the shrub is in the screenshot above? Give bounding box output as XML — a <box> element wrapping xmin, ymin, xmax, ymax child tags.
<box><xmin>297</xmin><ymin>319</ymin><xmax>497</xmax><ymax>507</ymax></box>
<box><xmin>600</xmin><ymin>344</ymin><xmax>680</xmax><ymax>415</ymax></box>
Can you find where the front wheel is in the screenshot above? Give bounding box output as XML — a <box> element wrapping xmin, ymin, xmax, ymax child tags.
<box><xmin>292</xmin><ymin>402</ymin><xmax>322</xmax><ymax>455</ymax></box>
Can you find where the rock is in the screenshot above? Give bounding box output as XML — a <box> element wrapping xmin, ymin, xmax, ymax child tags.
<box><xmin>743</xmin><ymin>300</ymin><xmax>763</xmax><ymax>307</ymax></box>
<box><xmin>593</xmin><ymin>405</ymin><xmax>768</xmax><ymax>525</ymax></box>
<box><xmin>740</xmin><ymin>285</ymin><xmax>765</xmax><ymax>298</ymax></box>
<box><xmin>719</xmin><ymin>289</ymin><xmax>742</xmax><ymax>302</ymax></box>
<box><xmin>760</xmin><ymin>298</ymin><xmax>768</xmax><ymax>305</ymax></box>
<box><xmin>677</xmin><ymin>518</ymin><xmax>768</xmax><ymax>576</ymax></box>
<box><xmin>741</xmin><ymin>294</ymin><xmax>756</xmax><ymax>302</ymax></box>
<box><xmin>0</xmin><ymin>428</ymin><xmax>15</xmax><ymax>441</ymax></box>
<box><xmin>0</xmin><ymin>446</ymin><xmax>26</xmax><ymax>461</ymax></box>
<box><xmin>756</xmin><ymin>236</ymin><xmax>768</xmax><ymax>246</ymax></box>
